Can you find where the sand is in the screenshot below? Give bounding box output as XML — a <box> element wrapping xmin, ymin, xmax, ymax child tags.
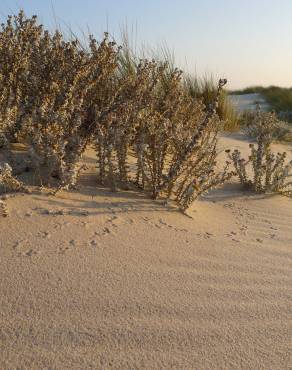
<box><xmin>0</xmin><ymin>133</ymin><xmax>291</xmax><ymax>369</ymax></box>
<box><xmin>229</xmin><ymin>93</ymin><xmax>270</xmax><ymax>112</ymax></box>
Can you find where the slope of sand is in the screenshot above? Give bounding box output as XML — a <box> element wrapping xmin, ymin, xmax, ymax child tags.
<box><xmin>229</xmin><ymin>93</ymin><xmax>269</xmax><ymax>112</ymax></box>
<box><xmin>0</xmin><ymin>133</ymin><xmax>291</xmax><ymax>369</ymax></box>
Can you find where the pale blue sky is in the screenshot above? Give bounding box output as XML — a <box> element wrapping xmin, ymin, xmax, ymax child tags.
<box><xmin>1</xmin><ymin>0</ymin><xmax>292</xmax><ymax>89</ymax></box>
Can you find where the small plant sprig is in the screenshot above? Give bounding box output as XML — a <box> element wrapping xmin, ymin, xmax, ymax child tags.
<box><xmin>0</xmin><ymin>162</ymin><xmax>27</xmax><ymax>194</ymax></box>
<box><xmin>0</xmin><ymin>162</ymin><xmax>28</xmax><ymax>217</ymax></box>
<box><xmin>159</xmin><ymin>79</ymin><xmax>234</xmax><ymax>210</ymax></box>
<box><xmin>242</xmin><ymin>108</ymin><xmax>292</xmax><ymax>142</ymax></box>
<box><xmin>0</xmin><ymin>199</ymin><xmax>8</xmax><ymax>217</ymax></box>
<box><xmin>229</xmin><ymin>107</ymin><xmax>292</xmax><ymax>196</ymax></box>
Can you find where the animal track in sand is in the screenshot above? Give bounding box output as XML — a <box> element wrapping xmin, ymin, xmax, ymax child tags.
<box><xmin>105</xmin><ymin>215</ymin><xmax>119</xmax><ymax>227</ymax></box>
<box><xmin>89</xmin><ymin>239</ymin><xmax>99</xmax><ymax>247</ymax></box>
<box><xmin>53</xmin><ymin>221</ymin><xmax>71</xmax><ymax>230</ymax></box>
<box><xmin>105</xmin><ymin>214</ymin><xmax>131</xmax><ymax>229</ymax></box>
<box><xmin>226</xmin><ymin>202</ymin><xmax>292</xmax><ymax>245</ymax></box>
<box><xmin>141</xmin><ymin>217</ymin><xmax>188</xmax><ymax>233</ymax></box>
<box><xmin>205</xmin><ymin>231</ymin><xmax>214</xmax><ymax>238</ymax></box>
<box><xmin>79</xmin><ymin>220</ymin><xmax>90</xmax><ymax>228</ymax></box>
<box><xmin>58</xmin><ymin>239</ymin><xmax>76</xmax><ymax>254</ymax></box>
<box><xmin>24</xmin><ymin>249</ymin><xmax>37</xmax><ymax>257</ymax></box>
<box><xmin>225</xmin><ymin>230</ymin><xmax>242</xmax><ymax>244</ymax></box>
<box><xmin>94</xmin><ymin>227</ymin><xmax>112</xmax><ymax>237</ymax></box>
<box><xmin>13</xmin><ymin>239</ymin><xmax>38</xmax><ymax>257</ymax></box>
<box><xmin>37</xmin><ymin>231</ymin><xmax>51</xmax><ymax>239</ymax></box>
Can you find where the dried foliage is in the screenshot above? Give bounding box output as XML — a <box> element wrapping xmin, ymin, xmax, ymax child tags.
<box><xmin>0</xmin><ymin>199</ymin><xmax>8</xmax><ymax>217</ymax></box>
<box><xmin>0</xmin><ymin>162</ymin><xmax>26</xmax><ymax>194</ymax></box>
<box><xmin>0</xmin><ymin>162</ymin><xmax>27</xmax><ymax>217</ymax></box>
<box><xmin>0</xmin><ymin>11</ymin><xmax>120</xmax><ymax>188</ymax></box>
<box><xmin>0</xmin><ymin>11</ymin><xmax>233</xmax><ymax>211</ymax></box>
<box><xmin>184</xmin><ymin>75</ymin><xmax>240</xmax><ymax>131</ymax></box>
<box><xmin>0</xmin><ymin>11</ymin><xmax>36</xmax><ymax>144</ymax></box>
<box><xmin>94</xmin><ymin>66</ymin><xmax>233</xmax><ymax>210</ymax></box>
<box><xmin>242</xmin><ymin>108</ymin><xmax>292</xmax><ymax>142</ymax></box>
<box><xmin>229</xmin><ymin>108</ymin><xmax>292</xmax><ymax>195</ymax></box>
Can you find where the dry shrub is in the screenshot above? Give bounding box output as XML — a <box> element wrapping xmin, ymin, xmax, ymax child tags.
<box><xmin>242</xmin><ymin>107</ymin><xmax>292</xmax><ymax>142</ymax></box>
<box><xmin>159</xmin><ymin>78</ymin><xmax>233</xmax><ymax>210</ymax></box>
<box><xmin>94</xmin><ymin>59</ymin><xmax>163</xmax><ymax>190</ymax></box>
<box><xmin>0</xmin><ymin>11</ymin><xmax>40</xmax><ymax>145</ymax></box>
<box><xmin>94</xmin><ymin>61</ymin><xmax>233</xmax><ymax>210</ymax></box>
<box><xmin>24</xmin><ymin>32</ymin><xmax>120</xmax><ymax>188</ymax></box>
<box><xmin>229</xmin><ymin>108</ymin><xmax>292</xmax><ymax>195</ymax></box>
<box><xmin>0</xmin><ymin>11</ymin><xmax>233</xmax><ymax>211</ymax></box>
<box><xmin>0</xmin><ymin>11</ymin><xmax>120</xmax><ymax>188</ymax></box>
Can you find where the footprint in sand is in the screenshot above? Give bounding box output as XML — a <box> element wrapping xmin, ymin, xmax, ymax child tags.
<box><xmin>226</xmin><ymin>231</ymin><xmax>241</xmax><ymax>243</ymax></box>
<box><xmin>106</xmin><ymin>206</ymin><xmax>116</xmax><ymax>214</ymax></box>
<box><xmin>204</xmin><ymin>232</ymin><xmax>214</xmax><ymax>239</ymax></box>
<box><xmin>59</xmin><ymin>239</ymin><xmax>76</xmax><ymax>254</ymax></box>
<box><xmin>263</xmin><ymin>219</ymin><xmax>272</xmax><ymax>225</ymax></box>
<box><xmin>13</xmin><ymin>240</ymin><xmax>38</xmax><ymax>257</ymax></box>
<box><xmin>37</xmin><ymin>231</ymin><xmax>51</xmax><ymax>239</ymax></box>
<box><xmin>24</xmin><ymin>249</ymin><xmax>37</xmax><ymax>257</ymax></box>
<box><xmin>270</xmin><ymin>234</ymin><xmax>277</xmax><ymax>239</ymax></box>
<box><xmin>106</xmin><ymin>215</ymin><xmax>118</xmax><ymax>223</ymax></box>
<box><xmin>158</xmin><ymin>218</ymin><xmax>182</xmax><ymax>231</ymax></box>
<box><xmin>94</xmin><ymin>227</ymin><xmax>112</xmax><ymax>237</ymax></box>
<box><xmin>80</xmin><ymin>221</ymin><xmax>90</xmax><ymax>229</ymax></box>
<box><xmin>89</xmin><ymin>240</ymin><xmax>99</xmax><ymax>247</ymax></box>
<box><xmin>106</xmin><ymin>215</ymin><xmax>119</xmax><ymax>228</ymax></box>
<box><xmin>13</xmin><ymin>240</ymin><xmax>27</xmax><ymax>249</ymax></box>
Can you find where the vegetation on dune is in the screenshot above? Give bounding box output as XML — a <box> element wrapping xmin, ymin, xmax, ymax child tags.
<box><xmin>0</xmin><ymin>11</ymin><xmax>234</xmax><ymax>215</ymax></box>
<box><xmin>119</xmin><ymin>33</ymin><xmax>240</xmax><ymax>132</ymax></box>
<box><xmin>184</xmin><ymin>75</ymin><xmax>240</xmax><ymax>131</ymax></box>
<box><xmin>0</xmin><ymin>162</ymin><xmax>27</xmax><ymax>216</ymax></box>
<box><xmin>229</xmin><ymin>107</ymin><xmax>292</xmax><ymax>196</ymax></box>
<box><xmin>241</xmin><ymin>109</ymin><xmax>292</xmax><ymax>142</ymax></box>
<box><xmin>0</xmin><ymin>12</ymin><xmax>291</xmax><ymax>218</ymax></box>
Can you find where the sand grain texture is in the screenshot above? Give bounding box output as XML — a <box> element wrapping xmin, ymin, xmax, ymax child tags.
<box><xmin>0</xmin><ymin>134</ymin><xmax>291</xmax><ymax>369</ymax></box>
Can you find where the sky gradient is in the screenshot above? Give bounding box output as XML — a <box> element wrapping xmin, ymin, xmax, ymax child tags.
<box><xmin>1</xmin><ymin>0</ymin><xmax>291</xmax><ymax>89</ymax></box>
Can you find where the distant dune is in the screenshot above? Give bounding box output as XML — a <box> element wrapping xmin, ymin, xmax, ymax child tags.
<box><xmin>229</xmin><ymin>93</ymin><xmax>270</xmax><ymax>112</ymax></box>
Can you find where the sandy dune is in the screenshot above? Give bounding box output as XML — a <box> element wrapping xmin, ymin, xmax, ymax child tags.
<box><xmin>229</xmin><ymin>93</ymin><xmax>270</xmax><ymax>112</ymax></box>
<box><xmin>0</xmin><ymin>134</ymin><xmax>291</xmax><ymax>369</ymax></box>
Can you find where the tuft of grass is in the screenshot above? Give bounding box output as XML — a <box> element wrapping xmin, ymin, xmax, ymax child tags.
<box><xmin>118</xmin><ymin>31</ymin><xmax>240</xmax><ymax>132</ymax></box>
<box><xmin>184</xmin><ymin>75</ymin><xmax>240</xmax><ymax>131</ymax></box>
